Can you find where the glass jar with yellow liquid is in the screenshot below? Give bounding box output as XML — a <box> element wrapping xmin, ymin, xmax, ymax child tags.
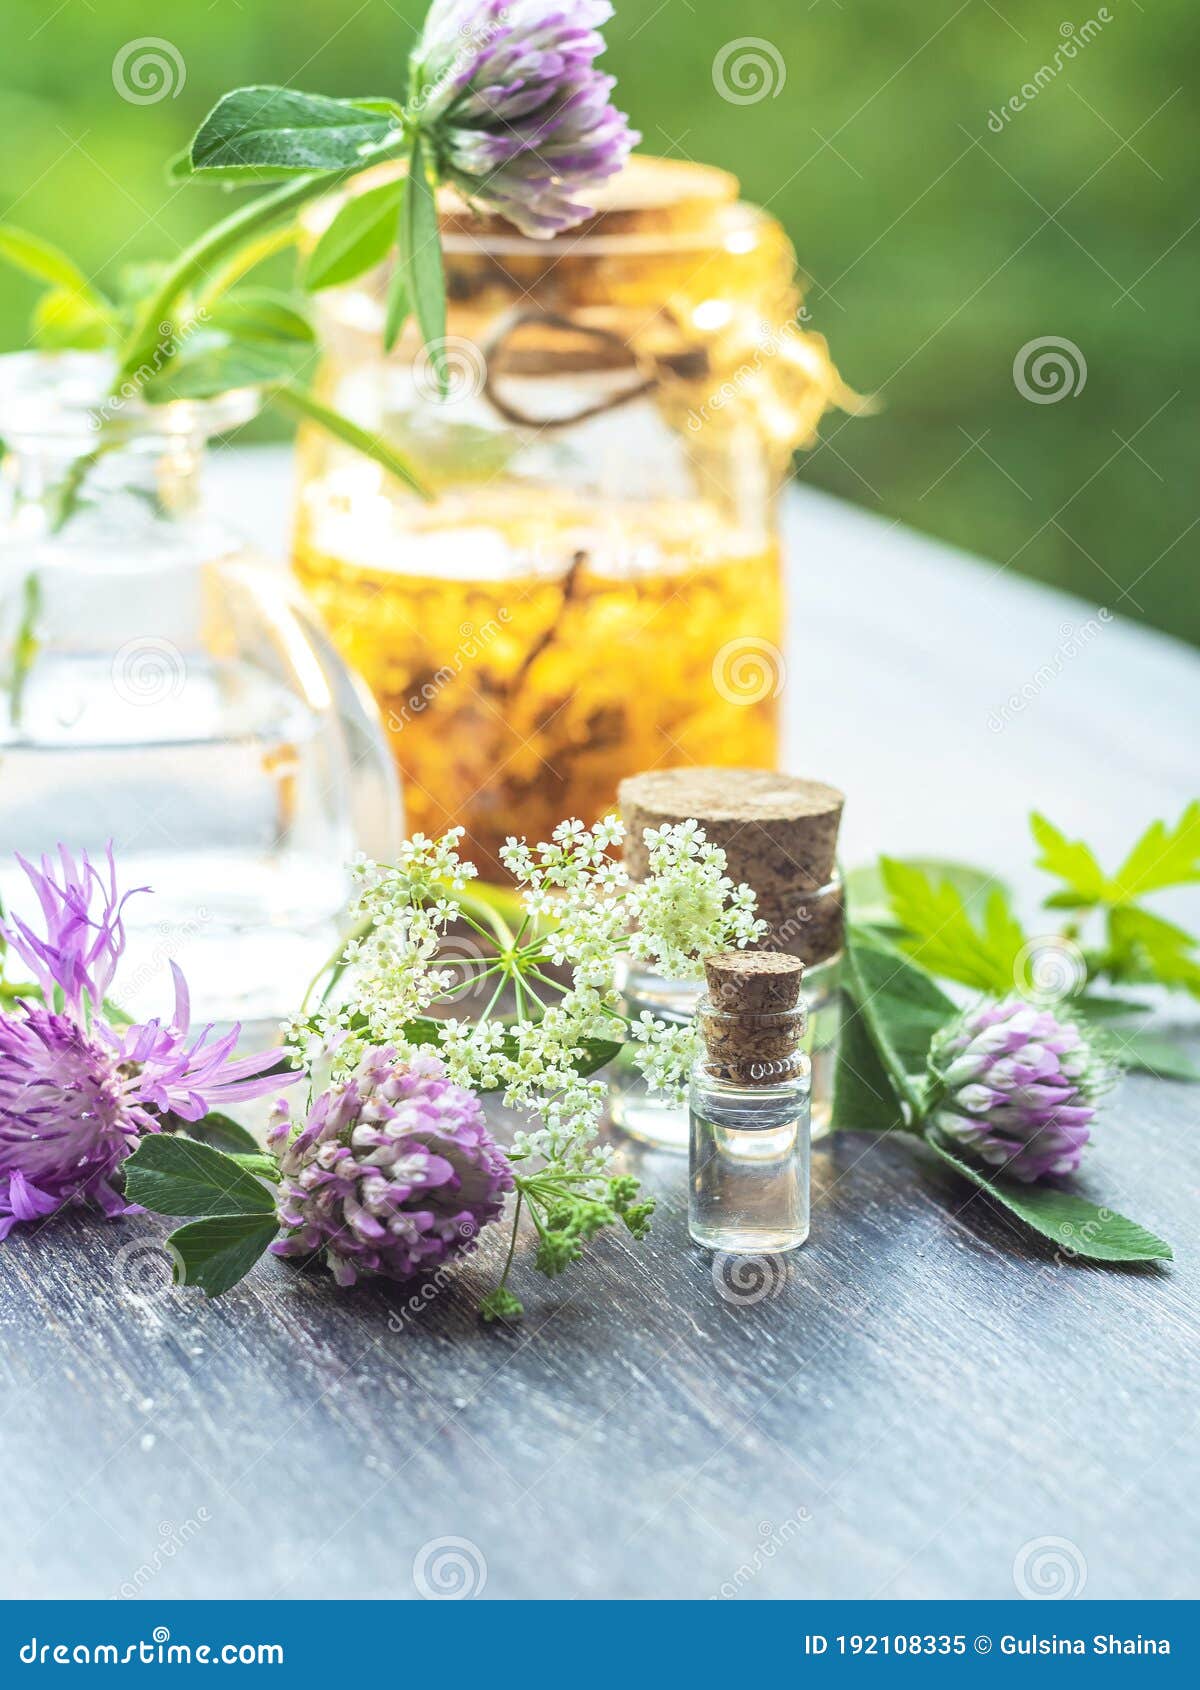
<box><xmin>293</xmin><ymin>156</ymin><xmax>859</xmax><ymax>874</ymax></box>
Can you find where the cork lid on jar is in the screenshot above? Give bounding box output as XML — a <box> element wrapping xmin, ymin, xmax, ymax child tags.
<box><xmin>619</xmin><ymin>767</ymin><xmax>844</xmax><ymax>893</ymax></box>
<box><xmin>300</xmin><ymin>156</ymin><xmax>861</xmax><ymax>455</ymax></box>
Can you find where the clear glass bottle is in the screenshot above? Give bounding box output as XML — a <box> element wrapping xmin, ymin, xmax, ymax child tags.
<box><xmin>293</xmin><ymin>156</ymin><xmax>856</xmax><ymax>875</ymax></box>
<box><xmin>0</xmin><ymin>351</ymin><xmax>401</xmax><ymax>1035</ymax></box>
<box><xmin>611</xmin><ymin>870</ymin><xmax>842</xmax><ymax>1150</ymax></box>
<box><xmin>689</xmin><ymin>996</ymin><xmax>811</xmax><ymax>1254</ymax></box>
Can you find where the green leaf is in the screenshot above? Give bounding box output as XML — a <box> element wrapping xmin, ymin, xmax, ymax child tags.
<box><xmin>845</xmin><ymin>924</ymin><xmax>958</xmax><ymax>1087</ymax></box>
<box><xmin>480</xmin><ymin>1286</ymin><xmax>524</xmax><ymax>1323</ymax></box>
<box><xmin>304</xmin><ymin>177</ymin><xmax>404</xmax><ymax>291</ymax></box>
<box><xmin>169</xmin><ymin>1213</ymin><xmax>281</xmax><ymax>1296</ymax></box>
<box><xmin>1111</xmin><ymin>802</ymin><xmax>1200</xmax><ymax>899</ymax></box>
<box><xmin>124</xmin><ymin>1134</ymin><xmax>276</xmax><ymax>1218</ymax></box>
<box><xmin>1030</xmin><ymin>812</ymin><xmax>1110</xmax><ymax>906</ymax></box>
<box><xmin>0</xmin><ymin>223</ymin><xmax>103</xmax><ymax>301</ymax></box>
<box><xmin>832</xmin><ymin>981</ymin><xmax>907</xmax><ymax>1132</ymax></box>
<box><xmin>145</xmin><ymin>329</ymin><xmax>314</xmax><ymax>402</ymax></box>
<box><xmin>31</xmin><ymin>286</ymin><xmax>113</xmax><ymax>350</ymax></box>
<box><xmin>1106</xmin><ymin>1030</ymin><xmax>1200</xmax><ymax>1082</ymax></box>
<box><xmin>185</xmin><ymin>1111</ymin><xmax>262</xmax><ymax>1155</ymax></box>
<box><xmin>1108</xmin><ymin>905</ymin><xmax>1200</xmax><ymax>998</ymax></box>
<box><xmin>205</xmin><ymin>288</ymin><xmax>315</xmax><ymax>345</ymax></box>
<box><xmin>1073</xmin><ymin>992</ymin><xmax>1151</xmax><ymax>1024</ymax></box>
<box><xmin>190</xmin><ymin>87</ymin><xmax>397</xmax><ymax>178</ymax></box>
<box><xmin>271</xmin><ymin>383</ymin><xmax>429</xmax><ymax>498</ymax></box>
<box><xmin>844</xmin><ymin>857</ymin><xmax>1003</xmax><ymax>932</ymax></box>
<box><xmin>881</xmin><ymin>857</ymin><xmax>1027</xmax><ymax>994</ymax></box>
<box><xmin>383</xmin><ymin>258</ymin><xmax>410</xmax><ymax>355</ymax></box>
<box><xmin>924</xmin><ymin>1140</ymin><xmax>1172</xmax><ymax>1262</ymax></box>
<box><xmin>395</xmin><ymin>134</ymin><xmax>446</xmax><ymax>376</ymax></box>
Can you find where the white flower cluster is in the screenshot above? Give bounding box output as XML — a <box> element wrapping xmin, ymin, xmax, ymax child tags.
<box><xmin>299</xmin><ymin>814</ymin><xmax>762</xmax><ymax>1176</ymax></box>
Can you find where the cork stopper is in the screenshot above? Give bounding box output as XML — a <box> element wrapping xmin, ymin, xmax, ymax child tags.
<box><xmin>699</xmin><ymin>952</ymin><xmax>806</xmax><ymax>1084</ymax></box>
<box><xmin>620</xmin><ymin>768</ymin><xmax>843</xmax><ymax>892</ymax></box>
<box><xmin>704</xmin><ymin>951</ymin><xmax>804</xmax><ymax>1014</ymax></box>
<box><xmin>619</xmin><ymin>767</ymin><xmax>846</xmax><ymax>965</ymax></box>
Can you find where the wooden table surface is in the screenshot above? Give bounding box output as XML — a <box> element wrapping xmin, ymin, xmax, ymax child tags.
<box><xmin>4</xmin><ymin>457</ymin><xmax>1198</xmax><ymax>1601</ymax></box>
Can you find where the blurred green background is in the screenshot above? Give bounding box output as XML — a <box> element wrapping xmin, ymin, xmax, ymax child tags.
<box><xmin>2</xmin><ymin>0</ymin><xmax>1196</xmax><ymax>641</ymax></box>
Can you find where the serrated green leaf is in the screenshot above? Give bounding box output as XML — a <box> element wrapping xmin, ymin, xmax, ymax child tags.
<box><xmin>1030</xmin><ymin>812</ymin><xmax>1110</xmax><ymax>906</ymax></box>
<box><xmin>169</xmin><ymin>1213</ymin><xmax>280</xmax><ymax>1296</ymax></box>
<box><xmin>925</xmin><ymin>1140</ymin><xmax>1172</xmax><ymax>1262</ymax></box>
<box><xmin>844</xmin><ymin>858</ymin><xmax>1003</xmax><ymax>932</ymax></box>
<box><xmin>191</xmin><ymin>87</ymin><xmax>397</xmax><ymax>177</ymax></box>
<box><xmin>1111</xmin><ymin>802</ymin><xmax>1200</xmax><ymax>899</ymax></box>
<box><xmin>879</xmin><ymin>858</ymin><xmax>1025</xmax><ymax>994</ymax></box>
<box><xmin>1108</xmin><ymin>905</ymin><xmax>1200</xmax><ymax>998</ymax></box>
<box><xmin>396</xmin><ymin>134</ymin><xmax>446</xmax><ymax>377</ymax></box>
<box><xmin>124</xmin><ymin>1134</ymin><xmax>276</xmax><ymax>1218</ymax></box>
<box><xmin>304</xmin><ymin>177</ymin><xmax>404</xmax><ymax>291</ymax></box>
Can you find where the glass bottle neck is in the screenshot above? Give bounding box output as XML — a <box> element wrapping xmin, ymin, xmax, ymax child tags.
<box><xmin>2</xmin><ymin>430</ymin><xmax>207</xmax><ymax>536</ymax></box>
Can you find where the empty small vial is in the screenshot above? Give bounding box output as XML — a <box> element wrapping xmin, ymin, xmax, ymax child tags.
<box><xmin>688</xmin><ymin>952</ymin><xmax>811</xmax><ymax>1254</ymax></box>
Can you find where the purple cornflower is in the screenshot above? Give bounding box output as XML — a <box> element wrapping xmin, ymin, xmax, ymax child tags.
<box><xmin>269</xmin><ymin>1047</ymin><xmax>513</xmax><ymax>1286</ymax></box>
<box><xmin>928</xmin><ymin>998</ymin><xmax>1111</xmax><ymax>1183</ymax></box>
<box><xmin>410</xmin><ymin>0</ymin><xmax>638</xmax><ymax>237</ymax></box>
<box><xmin>0</xmin><ymin>846</ymin><xmax>289</xmax><ymax>1239</ymax></box>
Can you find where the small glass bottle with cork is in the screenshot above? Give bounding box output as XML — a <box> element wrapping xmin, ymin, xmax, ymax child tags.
<box><xmin>689</xmin><ymin>951</ymin><xmax>811</xmax><ymax>1254</ymax></box>
<box><xmin>610</xmin><ymin>767</ymin><xmax>844</xmax><ymax>1150</ymax></box>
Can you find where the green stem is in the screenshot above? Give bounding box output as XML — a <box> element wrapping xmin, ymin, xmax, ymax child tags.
<box><xmin>195</xmin><ymin>222</ymin><xmax>300</xmax><ymax>312</ymax></box>
<box><xmin>494</xmin><ymin>1190</ymin><xmax>523</xmax><ymax>1296</ymax></box>
<box><xmin>115</xmin><ymin>143</ymin><xmax>408</xmax><ymax>387</ymax></box>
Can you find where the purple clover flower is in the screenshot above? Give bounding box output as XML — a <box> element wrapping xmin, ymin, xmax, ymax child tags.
<box><xmin>410</xmin><ymin>0</ymin><xmax>638</xmax><ymax>237</ymax></box>
<box><xmin>928</xmin><ymin>997</ymin><xmax>1111</xmax><ymax>1183</ymax></box>
<box><xmin>269</xmin><ymin>1047</ymin><xmax>513</xmax><ymax>1286</ymax></box>
<box><xmin>0</xmin><ymin>846</ymin><xmax>289</xmax><ymax>1239</ymax></box>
